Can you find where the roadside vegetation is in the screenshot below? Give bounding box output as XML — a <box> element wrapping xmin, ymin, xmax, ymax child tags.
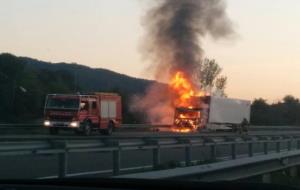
<box><xmin>251</xmin><ymin>96</ymin><xmax>300</xmax><ymax>126</ymax></box>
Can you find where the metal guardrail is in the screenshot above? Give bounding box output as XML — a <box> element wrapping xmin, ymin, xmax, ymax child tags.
<box><xmin>0</xmin><ymin>123</ymin><xmax>162</xmax><ymax>135</ymax></box>
<box><xmin>0</xmin><ymin>123</ymin><xmax>167</xmax><ymax>128</ymax></box>
<box><xmin>117</xmin><ymin>149</ymin><xmax>300</xmax><ymax>181</ymax></box>
<box><xmin>0</xmin><ymin>124</ymin><xmax>299</xmax><ymax>135</ymax></box>
<box><xmin>0</xmin><ymin>123</ymin><xmax>299</xmax><ymax>129</ymax></box>
<box><xmin>0</xmin><ymin>123</ymin><xmax>165</xmax><ymax>133</ymax></box>
<box><xmin>0</xmin><ymin>123</ymin><xmax>42</xmax><ymax>127</ymax></box>
<box><xmin>0</xmin><ymin>134</ymin><xmax>300</xmax><ymax>178</ymax></box>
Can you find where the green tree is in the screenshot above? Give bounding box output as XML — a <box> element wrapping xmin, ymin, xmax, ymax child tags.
<box><xmin>0</xmin><ymin>53</ymin><xmax>25</xmax><ymax>121</ymax></box>
<box><xmin>215</xmin><ymin>76</ymin><xmax>227</xmax><ymax>97</ymax></box>
<box><xmin>197</xmin><ymin>58</ymin><xmax>227</xmax><ymax>96</ymax></box>
<box><xmin>282</xmin><ymin>95</ymin><xmax>300</xmax><ymax>125</ymax></box>
<box><xmin>250</xmin><ymin>98</ymin><xmax>270</xmax><ymax>125</ymax></box>
<box><xmin>0</xmin><ymin>54</ymin><xmax>76</xmax><ymax>122</ymax></box>
<box><xmin>250</xmin><ymin>96</ymin><xmax>300</xmax><ymax>126</ymax></box>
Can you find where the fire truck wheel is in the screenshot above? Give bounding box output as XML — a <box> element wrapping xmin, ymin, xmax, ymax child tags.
<box><xmin>49</xmin><ymin>128</ymin><xmax>58</xmax><ymax>135</ymax></box>
<box><xmin>102</xmin><ymin>122</ymin><xmax>114</xmax><ymax>135</ymax></box>
<box><xmin>83</xmin><ymin>122</ymin><xmax>92</xmax><ymax>136</ymax></box>
<box><xmin>74</xmin><ymin>129</ymin><xmax>82</xmax><ymax>135</ymax></box>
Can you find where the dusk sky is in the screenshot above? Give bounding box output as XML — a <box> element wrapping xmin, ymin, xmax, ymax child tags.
<box><xmin>1</xmin><ymin>0</ymin><xmax>300</xmax><ymax>102</ymax></box>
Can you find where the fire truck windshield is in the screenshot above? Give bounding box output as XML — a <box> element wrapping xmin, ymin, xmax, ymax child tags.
<box><xmin>46</xmin><ymin>97</ymin><xmax>80</xmax><ymax>110</ymax></box>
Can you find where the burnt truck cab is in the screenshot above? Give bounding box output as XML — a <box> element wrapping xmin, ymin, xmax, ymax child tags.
<box><xmin>43</xmin><ymin>93</ymin><xmax>122</xmax><ymax>135</ymax></box>
<box><xmin>173</xmin><ymin>96</ymin><xmax>209</xmax><ymax>132</ymax></box>
<box><xmin>173</xmin><ymin>107</ymin><xmax>202</xmax><ymax>131</ymax></box>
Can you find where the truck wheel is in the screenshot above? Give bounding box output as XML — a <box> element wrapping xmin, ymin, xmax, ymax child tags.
<box><xmin>243</xmin><ymin>125</ymin><xmax>248</xmax><ymax>133</ymax></box>
<box><xmin>102</xmin><ymin>122</ymin><xmax>114</xmax><ymax>136</ymax></box>
<box><xmin>238</xmin><ymin>125</ymin><xmax>243</xmax><ymax>134</ymax></box>
<box><xmin>49</xmin><ymin>128</ymin><xmax>58</xmax><ymax>135</ymax></box>
<box><xmin>74</xmin><ymin>129</ymin><xmax>82</xmax><ymax>135</ymax></box>
<box><xmin>83</xmin><ymin>122</ymin><xmax>92</xmax><ymax>136</ymax></box>
<box><xmin>232</xmin><ymin>126</ymin><xmax>238</xmax><ymax>133</ymax></box>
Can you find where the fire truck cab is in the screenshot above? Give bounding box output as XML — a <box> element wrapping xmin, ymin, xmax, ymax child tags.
<box><xmin>43</xmin><ymin>93</ymin><xmax>122</xmax><ymax>135</ymax></box>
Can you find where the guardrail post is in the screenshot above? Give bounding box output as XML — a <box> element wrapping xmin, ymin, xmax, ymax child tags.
<box><xmin>58</xmin><ymin>151</ymin><xmax>68</xmax><ymax>178</ymax></box>
<box><xmin>264</xmin><ymin>142</ymin><xmax>268</xmax><ymax>154</ymax></box>
<box><xmin>248</xmin><ymin>142</ymin><xmax>253</xmax><ymax>157</ymax></box>
<box><xmin>145</xmin><ymin>139</ymin><xmax>161</xmax><ymax>169</ymax></box>
<box><xmin>297</xmin><ymin>140</ymin><xmax>300</xmax><ymax>149</ymax></box>
<box><xmin>276</xmin><ymin>141</ymin><xmax>280</xmax><ymax>153</ymax></box>
<box><xmin>289</xmin><ymin>166</ymin><xmax>298</xmax><ymax>177</ymax></box>
<box><xmin>113</xmin><ymin>149</ymin><xmax>121</xmax><ymax>176</ymax></box>
<box><xmin>185</xmin><ymin>146</ymin><xmax>191</xmax><ymax>166</ymax></box>
<box><xmin>178</xmin><ymin>139</ymin><xmax>192</xmax><ymax>166</ymax></box>
<box><xmin>288</xmin><ymin>139</ymin><xmax>292</xmax><ymax>151</ymax></box>
<box><xmin>210</xmin><ymin>144</ymin><xmax>216</xmax><ymax>161</ymax></box>
<box><xmin>262</xmin><ymin>173</ymin><xmax>271</xmax><ymax>183</ymax></box>
<box><xmin>153</xmin><ymin>147</ymin><xmax>160</xmax><ymax>169</ymax></box>
<box><xmin>231</xmin><ymin>143</ymin><xmax>236</xmax><ymax>159</ymax></box>
<box><xmin>52</xmin><ymin>141</ymin><xmax>68</xmax><ymax>178</ymax></box>
<box><xmin>105</xmin><ymin>140</ymin><xmax>121</xmax><ymax>176</ymax></box>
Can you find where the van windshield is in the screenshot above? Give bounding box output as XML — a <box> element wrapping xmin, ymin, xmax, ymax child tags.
<box><xmin>46</xmin><ymin>97</ymin><xmax>80</xmax><ymax>109</ymax></box>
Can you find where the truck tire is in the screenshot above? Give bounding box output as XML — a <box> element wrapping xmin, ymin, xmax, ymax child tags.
<box><xmin>83</xmin><ymin>122</ymin><xmax>92</xmax><ymax>136</ymax></box>
<box><xmin>231</xmin><ymin>125</ymin><xmax>238</xmax><ymax>133</ymax></box>
<box><xmin>49</xmin><ymin>128</ymin><xmax>58</xmax><ymax>135</ymax></box>
<box><xmin>101</xmin><ymin>122</ymin><xmax>114</xmax><ymax>136</ymax></box>
<box><xmin>242</xmin><ymin>125</ymin><xmax>248</xmax><ymax>134</ymax></box>
<box><xmin>74</xmin><ymin>129</ymin><xmax>82</xmax><ymax>135</ymax></box>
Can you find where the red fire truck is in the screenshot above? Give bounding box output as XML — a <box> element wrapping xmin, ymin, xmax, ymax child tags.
<box><xmin>43</xmin><ymin>92</ymin><xmax>122</xmax><ymax>135</ymax></box>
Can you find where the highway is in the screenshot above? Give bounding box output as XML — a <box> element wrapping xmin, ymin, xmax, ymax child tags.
<box><xmin>0</xmin><ymin>127</ymin><xmax>299</xmax><ymax>179</ymax></box>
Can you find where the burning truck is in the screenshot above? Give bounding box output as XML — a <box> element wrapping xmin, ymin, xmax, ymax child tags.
<box><xmin>173</xmin><ymin>95</ymin><xmax>251</xmax><ymax>133</ymax></box>
<box><xmin>170</xmin><ymin>71</ymin><xmax>250</xmax><ymax>133</ymax></box>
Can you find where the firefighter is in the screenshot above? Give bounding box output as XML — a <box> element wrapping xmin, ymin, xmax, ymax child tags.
<box><xmin>241</xmin><ymin>118</ymin><xmax>249</xmax><ymax>134</ymax></box>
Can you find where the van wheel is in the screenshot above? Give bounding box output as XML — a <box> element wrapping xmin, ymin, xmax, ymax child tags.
<box><xmin>83</xmin><ymin>122</ymin><xmax>92</xmax><ymax>136</ymax></box>
<box><xmin>49</xmin><ymin>128</ymin><xmax>58</xmax><ymax>135</ymax></box>
<box><xmin>101</xmin><ymin>122</ymin><xmax>114</xmax><ymax>136</ymax></box>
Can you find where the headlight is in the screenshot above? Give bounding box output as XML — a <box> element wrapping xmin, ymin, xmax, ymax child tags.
<box><xmin>44</xmin><ymin>120</ymin><xmax>51</xmax><ymax>126</ymax></box>
<box><xmin>70</xmin><ymin>121</ymin><xmax>79</xmax><ymax>127</ymax></box>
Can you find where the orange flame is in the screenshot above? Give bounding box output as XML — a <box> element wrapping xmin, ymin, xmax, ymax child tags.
<box><xmin>170</xmin><ymin>72</ymin><xmax>193</xmax><ymax>107</ymax></box>
<box><xmin>171</xmin><ymin>127</ymin><xmax>192</xmax><ymax>133</ymax></box>
<box><xmin>170</xmin><ymin>71</ymin><xmax>204</xmax><ymax>107</ymax></box>
<box><xmin>169</xmin><ymin>71</ymin><xmax>205</xmax><ymax>133</ymax></box>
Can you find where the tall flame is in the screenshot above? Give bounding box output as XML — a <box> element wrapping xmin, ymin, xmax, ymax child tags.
<box><xmin>169</xmin><ymin>71</ymin><xmax>207</xmax><ymax>133</ymax></box>
<box><xmin>170</xmin><ymin>71</ymin><xmax>204</xmax><ymax>107</ymax></box>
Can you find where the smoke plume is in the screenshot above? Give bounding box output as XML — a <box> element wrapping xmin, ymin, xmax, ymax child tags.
<box><xmin>132</xmin><ymin>0</ymin><xmax>233</xmax><ymax>124</ymax></box>
<box><xmin>144</xmin><ymin>0</ymin><xmax>233</xmax><ymax>82</ymax></box>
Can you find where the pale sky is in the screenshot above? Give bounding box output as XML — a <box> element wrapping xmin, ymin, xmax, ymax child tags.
<box><xmin>1</xmin><ymin>0</ymin><xmax>300</xmax><ymax>102</ymax></box>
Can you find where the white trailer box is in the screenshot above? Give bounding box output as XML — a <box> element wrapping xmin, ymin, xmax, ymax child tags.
<box><xmin>208</xmin><ymin>96</ymin><xmax>251</xmax><ymax>124</ymax></box>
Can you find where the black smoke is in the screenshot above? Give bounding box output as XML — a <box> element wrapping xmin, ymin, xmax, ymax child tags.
<box><xmin>143</xmin><ymin>0</ymin><xmax>233</xmax><ymax>82</ymax></box>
